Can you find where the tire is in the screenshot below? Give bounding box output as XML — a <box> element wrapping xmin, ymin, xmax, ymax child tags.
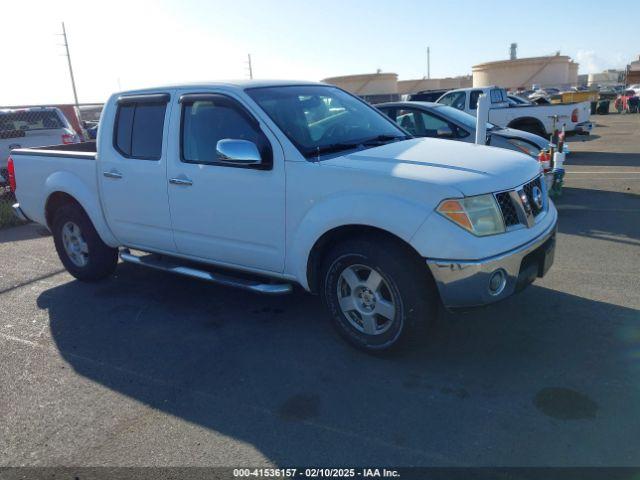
<box><xmin>52</xmin><ymin>203</ymin><xmax>118</xmax><ymax>281</ymax></box>
<box><xmin>320</xmin><ymin>235</ymin><xmax>438</xmax><ymax>352</ymax></box>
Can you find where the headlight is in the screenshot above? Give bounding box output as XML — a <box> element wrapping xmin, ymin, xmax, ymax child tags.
<box><xmin>506</xmin><ymin>138</ymin><xmax>540</xmax><ymax>158</ymax></box>
<box><xmin>437</xmin><ymin>194</ymin><xmax>505</xmax><ymax>236</ymax></box>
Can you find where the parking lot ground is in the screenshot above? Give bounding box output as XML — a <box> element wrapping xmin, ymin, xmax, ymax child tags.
<box><xmin>1</xmin><ymin>114</ymin><xmax>639</xmax><ymax>467</ymax></box>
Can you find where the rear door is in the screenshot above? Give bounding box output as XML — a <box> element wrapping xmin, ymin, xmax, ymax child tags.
<box><xmin>98</xmin><ymin>93</ymin><xmax>176</xmax><ymax>252</ymax></box>
<box><xmin>165</xmin><ymin>90</ymin><xmax>286</xmax><ymax>273</ymax></box>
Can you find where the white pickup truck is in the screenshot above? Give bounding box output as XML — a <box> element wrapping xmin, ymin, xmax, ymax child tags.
<box><xmin>9</xmin><ymin>81</ymin><xmax>557</xmax><ymax>352</ymax></box>
<box><xmin>437</xmin><ymin>86</ymin><xmax>592</xmax><ymax>137</ymax></box>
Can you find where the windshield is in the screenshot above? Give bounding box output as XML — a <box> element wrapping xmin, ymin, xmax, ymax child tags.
<box><xmin>433</xmin><ymin>104</ymin><xmax>495</xmax><ymax>131</ymax></box>
<box><xmin>246</xmin><ymin>85</ymin><xmax>408</xmax><ymax>158</ymax></box>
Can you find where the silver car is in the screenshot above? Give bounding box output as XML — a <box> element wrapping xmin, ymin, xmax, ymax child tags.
<box><xmin>377</xmin><ymin>101</ymin><xmax>549</xmax><ymax>158</ymax></box>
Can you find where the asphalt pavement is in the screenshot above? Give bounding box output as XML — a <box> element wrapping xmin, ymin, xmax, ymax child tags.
<box><xmin>1</xmin><ymin>114</ymin><xmax>639</xmax><ymax>467</ymax></box>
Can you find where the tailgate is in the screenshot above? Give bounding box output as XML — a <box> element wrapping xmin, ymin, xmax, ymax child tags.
<box><xmin>578</xmin><ymin>101</ymin><xmax>591</xmax><ymax>122</ymax></box>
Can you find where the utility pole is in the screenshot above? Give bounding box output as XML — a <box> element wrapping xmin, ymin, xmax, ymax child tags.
<box><xmin>60</xmin><ymin>22</ymin><xmax>80</xmax><ymax>111</ymax></box>
<box><xmin>247</xmin><ymin>53</ymin><xmax>253</xmax><ymax>80</ymax></box>
<box><xmin>427</xmin><ymin>46</ymin><xmax>431</xmax><ymax>79</ymax></box>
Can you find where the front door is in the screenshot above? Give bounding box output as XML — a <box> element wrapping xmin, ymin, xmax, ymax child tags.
<box><xmin>166</xmin><ymin>91</ymin><xmax>285</xmax><ymax>273</ymax></box>
<box><xmin>98</xmin><ymin>93</ymin><xmax>176</xmax><ymax>252</ymax></box>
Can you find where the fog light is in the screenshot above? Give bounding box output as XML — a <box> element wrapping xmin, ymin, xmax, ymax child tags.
<box><xmin>488</xmin><ymin>269</ymin><xmax>507</xmax><ymax>296</ymax></box>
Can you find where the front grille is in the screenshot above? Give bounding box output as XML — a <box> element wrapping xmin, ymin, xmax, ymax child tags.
<box><xmin>495</xmin><ymin>192</ymin><xmax>519</xmax><ymax>227</ymax></box>
<box><xmin>495</xmin><ymin>175</ymin><xmax>546</xmax><ymax>229</ymax></box>
<box><xmin>522</xmin><ymin>176</ymin><xmax>544</xmax><ymax>216</ymax></box>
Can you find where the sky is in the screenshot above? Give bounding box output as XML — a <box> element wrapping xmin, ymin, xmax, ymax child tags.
<box><xmin>1</xmin><ymin>0</ymin><xmax>637</xmax><ymax>105</ymax></box>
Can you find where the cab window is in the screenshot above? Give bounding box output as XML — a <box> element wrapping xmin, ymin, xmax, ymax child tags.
<box><xmin>181</xmin><ymin>95</ymin><xmax>272</xmax><ymax>168</ymax></box>
<box><xmin>438</xmin><ymin>91</ymin><xmax>466</xmax><ymax>111</ymax></box>
<box><xmin>469</xmin><ymin>90</ymin><xmax>484</xmax><ymax>110</ymax></box>
<box><xmin>390</xmin><ymin>108</ymin><xmax>465</xmax><ymax>139</ymax></box>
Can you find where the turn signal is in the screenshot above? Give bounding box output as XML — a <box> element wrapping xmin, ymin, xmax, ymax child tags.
<box><xmin>436</xmin><ymin>200</ymin><xmax>473</xmax><ymax>231</ymax></box>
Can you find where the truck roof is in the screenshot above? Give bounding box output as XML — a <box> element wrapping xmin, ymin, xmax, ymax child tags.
<box><xmin>116</xmin><ymin>79</ymin><xmax>325</xmax><ymax>96</ymax></box>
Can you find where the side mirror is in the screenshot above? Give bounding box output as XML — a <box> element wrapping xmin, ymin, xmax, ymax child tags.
<box><xmin>216</xmin><ymin>139</ymin><xmax>262</xmax><ymax>165</ymax></box>
<box><xmin>437</xmin><ymin>125</ymin><xmax>454</xmax><ymax>138</ymax></box>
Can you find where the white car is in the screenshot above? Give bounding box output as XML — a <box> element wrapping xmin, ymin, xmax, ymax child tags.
<box><xmin>9</xmin><ymin>81</ymin><xmax>557</xmax><ymax>352</ymax></box>
<box><xmin>437</xmin><ymin>86</ymin><xmax>593</xmax><ymax>137</ymax></box>
<box><xmin>1</xmin><ymin>107</ymin><xmax>80</xmax><ymax>180</ymax></box>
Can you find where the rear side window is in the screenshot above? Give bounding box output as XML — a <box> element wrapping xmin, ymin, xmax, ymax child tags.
<box><xmin>114</xmin><ymin>99</ymin><xmax>167</xmax><ymax>160</ymax></box>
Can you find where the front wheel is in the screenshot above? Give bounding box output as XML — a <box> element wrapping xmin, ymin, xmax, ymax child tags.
<box><xmin>320</xmin><ymin>236</ymin><xmax>438</xmax><ymax>352</ymax></box>
<box><xmin>52</xmin><ymin>203</ymin><xmax>118</xmax><ymax>281</ymax></box>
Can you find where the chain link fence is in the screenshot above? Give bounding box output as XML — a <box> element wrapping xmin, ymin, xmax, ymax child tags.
<box><xmin>0</xmin><ymin>174</ymin><xmax>19</xmax><ymax>229</ymax></box>
<box><xmin>0</xmin><ymin>103</ymin><xmax>103</xmax><ymax>229</ymax></box>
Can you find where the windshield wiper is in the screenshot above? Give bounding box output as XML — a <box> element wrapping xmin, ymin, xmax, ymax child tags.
<box><xmin>304</xmin><ymin>142</ymin><xmax>360</xmax><ymax>158</ymax></box>
<box><xmin>361</xmin><ymin>134</ymin><xmax>410</xmax><ymax>146</ymax></box>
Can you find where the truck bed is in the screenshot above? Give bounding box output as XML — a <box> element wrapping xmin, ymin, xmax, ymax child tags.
<box><xmin>17</xmin><ymin>140</ymin><xmax>97</xmax><ymax>158</ymax></box>
<box><xmin>10</xmin><ymin>141</ymin><xmax>99</xmax><ymax>227</ymax></box>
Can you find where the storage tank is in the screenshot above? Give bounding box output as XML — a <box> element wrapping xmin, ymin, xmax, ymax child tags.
<box><xmin>472</xmin><ymin>55</ymin><xmax>579</xmax><ymax>90</ymax></box>
<box><xmin>322</xmin><ymin>73</ymin><xmax>398</xmax><ymax>95</ymax></box>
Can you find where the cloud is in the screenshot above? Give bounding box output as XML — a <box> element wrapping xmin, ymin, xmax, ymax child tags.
<box><xmin>575</xmin><ymin>50</ymin><xmax>626</xmax><ymax>73</ymax></box>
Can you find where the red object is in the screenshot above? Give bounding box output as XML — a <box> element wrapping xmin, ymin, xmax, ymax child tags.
<box><xmin>61</xmin><ymin>133</ymin><xmax>76</xmax><ymax>144</ymax></box>
<box><xmin>571</xmin><ymin>108</ymin><xmax>578</xmax><ymax>123</ymax></box>
<box><xmin>7</xmin><ymin>156</ymin><xmax>16</xmax><ymax>192</ymax></box>
<box><xmin>55</xmin><ymin>105</ymin><xmax>84</xmax><ymax>138</ymax></box>
<box><xmin>538</xmin><ymin>150</ymin><xmax>551</xmax><ymax>172</ymax></box>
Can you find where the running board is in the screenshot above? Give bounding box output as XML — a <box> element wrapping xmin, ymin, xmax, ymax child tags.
<box><xmin>119</xmin><ymin>249</ymin><xmax>292</xmax><ymax>295</ymax></box>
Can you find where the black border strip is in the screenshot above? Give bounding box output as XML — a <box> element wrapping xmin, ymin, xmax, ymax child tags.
<box><xmin>117</xmin><ymin>93</ymin><xmax>170</xmax><ymax>105</ymax></box>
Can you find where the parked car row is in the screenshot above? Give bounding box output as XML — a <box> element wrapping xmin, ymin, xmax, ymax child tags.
<box><xmin>376</xmin><ymin>101</ymin><xmax>547</xmax><ymax>158</ymax></box>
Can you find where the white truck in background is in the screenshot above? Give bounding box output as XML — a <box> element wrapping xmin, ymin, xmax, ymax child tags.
<box><xmin>9</xmin><ymin>81</ymin><xmax>557</xmax><ymax>352</ymax></box>
<box><xmin>437</xmin><ymin>86</ymin><xmax>592</xmax><ymax>138</ymax></box>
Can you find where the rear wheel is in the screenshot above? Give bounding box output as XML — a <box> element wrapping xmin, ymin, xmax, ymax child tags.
<box><xmin>320</xmin><ymin>236</ymin><xmax>438</xmax><ymax>352</ymax></box>
<box><xmin>510</xmin><ymin>120</ymin><xmax>547</xmax><ymax>138</ymax></box>
<box><xmin>52</xmin><ymin>203</ymin><xmax>118</xmax><ymax>281</ymax></box>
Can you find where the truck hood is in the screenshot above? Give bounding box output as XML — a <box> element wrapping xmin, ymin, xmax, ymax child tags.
<box><xmin>322</xmin><ymin>138</ymin><xmax>541</xmax><ymax>196</ymax></box>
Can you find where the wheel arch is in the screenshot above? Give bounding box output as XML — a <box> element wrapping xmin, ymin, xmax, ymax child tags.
<box><xmin>306</xmin><ymin>224</ymin><xmax>426</xmax><ymax>294</ymax></box>
<box><xmin>43</xmin><ymin>172</ymin><xmax>119</xmax><ymax>247</ymax></box>
<box><xmin>507</xmin><ymin>116</ymin><xmax>547</xmax><ymax>136</ymax></box>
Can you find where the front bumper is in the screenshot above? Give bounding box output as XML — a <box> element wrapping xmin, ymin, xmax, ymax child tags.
<box><xmin>426</xmin><ymin>218</ymin><xmax>557</xmax><ymax>308</ymax></box>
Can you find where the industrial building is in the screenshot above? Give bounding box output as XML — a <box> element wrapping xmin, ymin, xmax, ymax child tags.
<box><xmin>627</xmin><ymin>55</ymin><xmax>640</xmax><ymax>85</ymax></box>
<box><xmin>587</xmin><ymin>69</ymin><xmax>624</xmax><ymax>87</ymax></box>
<box><xmin>472</xmin><ymin>54</ymin><xmax>579</xmax><ymax>90</ymax></box>
<box><xmin>321</xmin><ymin>73</ymin><xmax>471</xmax><ymax>102</ymax></box>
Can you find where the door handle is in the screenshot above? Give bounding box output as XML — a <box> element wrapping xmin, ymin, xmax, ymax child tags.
<box><xmin>169</xmin><ymin>177</ymin><xmax>193</xmax><ymax>186</ymax></box>
<box><xmin>103</xmin><ymin>170</ymin><xmax>123</xmax><ymax>179</ymax></box>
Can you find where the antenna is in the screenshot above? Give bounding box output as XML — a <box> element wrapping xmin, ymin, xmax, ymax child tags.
<box><xmin>59</xmin><ymin>22</ymin><xmax>80</xmax><ymax>111</ymax></box>
<box><xmin>427</xmin><ymin>46</ymin><xmax>431</xmax><ymax>79</ymax></box>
